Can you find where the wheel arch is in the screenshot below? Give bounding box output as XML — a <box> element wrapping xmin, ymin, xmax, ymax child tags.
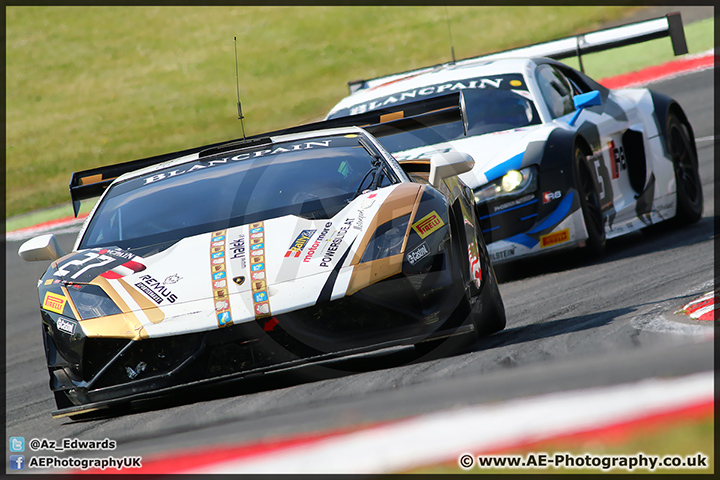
<box><xmin>650</xmin><ymin>90</ymin><xmax>698</xmax><ymax>160</ymax></box>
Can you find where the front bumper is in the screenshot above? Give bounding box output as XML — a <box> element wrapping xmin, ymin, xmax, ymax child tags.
<box><xmin>43</xmin><ymin>250</ymin><xmax>474</xmax><ymax>417</ymax></box>
<box><xmin>476</xmin><ymin>186</ymin><xmax>586</xmax><ymax>264</ymax></box>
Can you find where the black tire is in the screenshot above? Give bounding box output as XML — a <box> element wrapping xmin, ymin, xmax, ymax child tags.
<box><xmin>667</xmin><ymin>114</ymin><xmax>703</xmax><ymax>225</ymax></box>
<box><xmin>471</xmin><ymin>257</ymin><xmax>506</xmax><ymax>337</ymax></box>
<box><xmin>575</xmin><ymin>146</ymin><xmax>606</xmax><ymax>255</ymax></box>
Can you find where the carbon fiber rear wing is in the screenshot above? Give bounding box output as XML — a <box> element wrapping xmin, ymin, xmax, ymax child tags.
<box><xmin>69</xmin><ymin>92</ymin><xmax>466</xmax><ymax>216</ymax></box>
<box><xmin>348</xmin><ymin>12</ymin><xmax>687</xmax><ymax>94</ymax></box>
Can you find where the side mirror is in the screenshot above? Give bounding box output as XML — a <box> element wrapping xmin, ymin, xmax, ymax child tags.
<box><xmin>568</xmin><ymin>90</ymin><xmax>602</xmax><ymax>126</ymax></box>
<box><xmin>429</xmin><ymin>152</ymin><xmax>475</xmax><ymax>187</ymax></box>
<box><xmin>18</xmin><ymin>234</ymin><xmax>66</xmax><ymax>262</ymax></box>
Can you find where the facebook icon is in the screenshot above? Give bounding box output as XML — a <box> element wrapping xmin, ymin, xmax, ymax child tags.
<box><xmin>9</xmin><ymin>455</ymin><xmax>24</xmax><ymax>470</ymax></box>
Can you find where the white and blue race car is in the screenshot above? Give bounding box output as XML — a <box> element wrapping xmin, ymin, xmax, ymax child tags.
<box><xmin>325</xmin><ymin>13</ymin><xmax>703</xmax><ymax>263</ymax></box>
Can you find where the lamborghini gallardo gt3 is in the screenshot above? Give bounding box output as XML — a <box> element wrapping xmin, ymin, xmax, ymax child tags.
<box><xmin>19</xmin><ymin>124</ymin><xmax>505</xmax><ymax>418</ymax></box>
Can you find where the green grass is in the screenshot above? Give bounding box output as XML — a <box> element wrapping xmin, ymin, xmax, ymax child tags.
<box><xmin>5</xmin><ymin>7</ymin><xmax>713</xmax><ymax>224</ymax></box>
<box><xmin>408</xmin><ymin>415</ymin><xmax>714</xmax><ymax>474</ymax></box>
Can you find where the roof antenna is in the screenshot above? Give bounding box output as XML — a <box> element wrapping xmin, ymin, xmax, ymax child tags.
<box><xmin>444</xmin><ymin>5</ymin><xmax>456</xmax><ymax>64</ymax></box>
<box><xmin>234</xmin><ymin>36</ymin><xmax>246</xmax><ymax>140</ymax></box>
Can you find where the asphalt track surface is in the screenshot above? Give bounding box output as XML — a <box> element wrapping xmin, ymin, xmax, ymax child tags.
<box><xmin>5</xmin><ymin>68</ymin><xmax>715</xmax><ymax>469</ymax></box>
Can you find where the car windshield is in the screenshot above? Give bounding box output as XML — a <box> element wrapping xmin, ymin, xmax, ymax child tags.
<box><xmin>329</xmin><ymin>74</ymin><xmax>541</xmax><ymax>152</ymax></box>
<box><xmin>80</xmin><ymin>134</ymin><xmax>392</xmax><ymax>249</ymax></box>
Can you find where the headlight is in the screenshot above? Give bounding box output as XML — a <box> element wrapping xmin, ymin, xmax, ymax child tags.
<box><xmin>65</xmin><ymin>284</ymin><xmax>122</xmax><ymax>320</ymax></box>
<box><xmin>360</xmin><ymin>214</ymin><xmax>410</xmax><ymax>263</ymax></box>
<box><xmin>474</xmin><ymin>166</ymin><xmax>537</xmax><ymax>203</ymax></box>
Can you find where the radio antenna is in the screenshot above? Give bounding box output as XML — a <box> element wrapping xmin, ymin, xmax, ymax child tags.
<box><xmin>234</xmin><ymin>36</ymin><xmax>246</xmax><ymax>140</ymax></box>
<box><xmin>444</xmin><ymin>5</ymin><xmax>456</xmax><ymax>64</ymax></box>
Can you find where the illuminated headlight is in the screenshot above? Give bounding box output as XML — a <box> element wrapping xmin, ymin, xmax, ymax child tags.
<box><xmin>360</xmin><ymin>214</ymin><xmax>410</xmax><ymax>263</ymax></box>
<box><xmin>66</xmin><ymin>284</ymin><xmax>122</xmax><ymax>320</ymax></box>
<box><xmin>473</xmin><ymin>166</ymin><xmax>537</xmax><ymax>204</ymax></box>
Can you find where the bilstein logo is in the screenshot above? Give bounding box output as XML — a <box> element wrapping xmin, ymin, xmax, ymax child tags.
<box><xmin>412</xmin><ymin>211</ymin><xmax>444</xmax><ymax>239</ymax></box>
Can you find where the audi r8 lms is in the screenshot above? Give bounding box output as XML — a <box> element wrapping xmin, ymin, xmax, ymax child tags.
<box><xmin>325</xmin><ymin>13</ymin><xmax>703</xmax><ymax>264</ymax></box>
<box><xmin>19</xmin><ymin>125</ymin><xmax>505</xmax><ymax>419</ymax></box>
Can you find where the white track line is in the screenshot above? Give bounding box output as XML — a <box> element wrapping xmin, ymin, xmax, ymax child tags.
<box><xmin>189</xmin><ymin>371</ymin><xmax>713</xmax><ymax>474</ymax></box>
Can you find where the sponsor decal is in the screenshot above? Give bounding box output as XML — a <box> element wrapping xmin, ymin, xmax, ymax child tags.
<box><xmin>210</xmin><ymin>230</ymin><xmax>233</xmax><ymax>327</ymax></box>
<box><xmin>346</xmin><ymin>74</ymin><xmax>524</xmax><ymax>116</ymax></box>
<box><xmin>233</xmin><ymin>276</ymin><xmax>245</xmax><ymax>286</ymax></box>
<box><xmin>608</xmin><ymin>140</ymin><xmax>627</xmax><ymax>179</ymax></box>
<box><xmin>285</xmin><ymin>229</ymin><xmax>316</xmax><ymax>258</ymax></box>
<box><xmin>412</xmin><ymin>211</ymin><xmax>444</xmax><ymax>239</ymax></box>
<box><xmin>229</xmin><ymin>234</ymin><xmax>247</xmax><ymax>269</ymax></box>
<box><xmin>135</xmin><ymin>275</ymin><xmax>178</xmax><ymax>304</ymax></box>
<box><xmin>43</xmin><ymin>292</ymin><xmax>67</xmax><ymax>314</ymax></box>
<box><xmin>217</xmin><ymin>311</ymin><xmax>232</xmax><ymax>326</ymax></box>
<box><xmin>542</xmin><ymin>191</ymin><xmax>562</xmax><ymax>204</ymax></box>
<box><xmin>406</xmin><ymin>242</ymin><xmax>430</xmax><ymax>265</ymax></box>
<box><xmin>246</xmin><ymin>222</ymin><xmax>272</xmax><ymax>319</ymax></box>
<box><xmin>142</xmin><ymin>141</ymin><xmax>333</xmax><ymax>186</ymax></box>
<box><xmin>490</xmin><ymin>246</ymin><xmax>516</xmax><ymax>262</ymax></box>
<box><xmin>56</xmin><ymin>317</ymin><xmax>76</xmax><ymax>335</ymax></box>
<box><xmin>303</xmin><ymin>222</ymin><xmax>333</xmax><ymax>263</ymax></box>
<box><xmin>164</xmin><ymin>274</ymin><xmax>182</xmax><ymax>285</ymax></box>
<box><xmin>359</xmin><ymin>193</ymin><xmax>378</xmax><ymax>209</ymax></box>
<box><xmin>354</xmin><ymin>210</ymin><xmax>366</xmax><ymax>231</ymax></box>
<box><xmin>320</xmin><ymin>218</ymin><xmax>354</xmax><ymax>267</ymax></box>
<box><xmin>492</xmin><ymin>194</ymin><xmax>535</xmax><ymax>212</ymax></box>
<box><xmin>468</xmin><ymin>243</ymin><xmax>482</xmax><ymax>287</ymax></box>
<box><xmin>540</xmin><ymin>228</ymin><xmax>571</xmax><ymax>248</ymax></box>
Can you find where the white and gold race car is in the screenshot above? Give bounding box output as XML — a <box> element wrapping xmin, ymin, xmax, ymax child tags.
<box><xmin>19</xmin><ymin>122</ymin><xmax>505</xmax><ymax>419</ymax></box>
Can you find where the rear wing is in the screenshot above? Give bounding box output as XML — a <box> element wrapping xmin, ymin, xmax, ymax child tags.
<box><xmin>69</xmin><ymin>140</ymin><xmax>231</xmax><ymax>216</ymax></box>
<box><xmin>69</xmin><ymin>92</ymin><xmax>466</xmax><ymax>216</ymax></box>
<box><xmin>348</xmin><ymin>12</ymin><xmax>687</xmax><ymax>94</ymax></box>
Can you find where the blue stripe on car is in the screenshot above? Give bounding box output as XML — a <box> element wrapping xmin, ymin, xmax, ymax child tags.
<box><xmin>504</xmin><ymin>233</ymin><xmax>537</xmax><ymax>249</ymax></box>
<box><xmin>477</xmin><ymin>198</ymin><xmax>538</xmax><ymax>221</ymax></box>
<box><xmin>527</xmin><ymin>191</ymin><xmax>575</xmax><ymax>234</ymax></box>
<box><xmin>483</xmin><ymin>152</ymin><xmax>524</xmax><ymax>183</ymax></box>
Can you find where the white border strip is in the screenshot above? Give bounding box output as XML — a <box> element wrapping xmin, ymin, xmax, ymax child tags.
<box><xmin>190</xmin><ymin>371</ymin><xmax>713</xmax><ymax>474</ymax></box>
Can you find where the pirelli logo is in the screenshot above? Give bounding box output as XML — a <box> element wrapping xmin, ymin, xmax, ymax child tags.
<box><xmin>43</xmin><ymin>292</ymin><xmax>67</xmax><ymax>314</ymax></box>
<box><xmin>412</xmin><ymin>211</ymin><xmax>444</xmax><ymax>239</ymax></box>
<box><xmin>540</xmin><ymin>228</ymin><xmax>570</xmax><ymax>248</ymax></box>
